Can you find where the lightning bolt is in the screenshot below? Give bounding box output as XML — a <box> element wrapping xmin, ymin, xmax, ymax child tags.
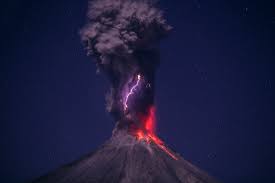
<box><xmin>124</xmin><ymin>74</ymin><xmax>141</xmax><ymax>111</ymax></box>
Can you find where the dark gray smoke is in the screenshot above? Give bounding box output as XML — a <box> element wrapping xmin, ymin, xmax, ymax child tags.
<box><xmin>80</xmin><ymin>0</ymin><xmax>171</xmax><ymax>129</ymax></box>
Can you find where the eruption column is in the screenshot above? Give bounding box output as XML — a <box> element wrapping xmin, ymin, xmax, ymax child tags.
<box><xmin>80</xmin><ymin>0</ymin><xmax>176</xmax><ymax>160</ymax></box>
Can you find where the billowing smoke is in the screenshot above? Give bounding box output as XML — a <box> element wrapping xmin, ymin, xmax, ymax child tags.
<box><xmin>80</xmin><ymin>0</ymin><xmax>171</xmax><ymax>131</ymax></box>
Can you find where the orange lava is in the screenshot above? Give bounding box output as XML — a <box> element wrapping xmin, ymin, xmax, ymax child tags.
<box><xmin>136</xmin><ymin>106</ymin><xmax>178</xmax><ymax>160</ymax></box>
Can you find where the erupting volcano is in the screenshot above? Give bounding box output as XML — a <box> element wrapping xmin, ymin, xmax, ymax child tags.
<box><xmin>33</xmin><ymin>0</ymin><xmax>220</xmax><ymax>182</ymax></box>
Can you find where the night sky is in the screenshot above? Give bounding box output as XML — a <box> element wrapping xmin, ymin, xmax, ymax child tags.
<box><xmin>1</xmin><ymin>0</ymin><xmax>275</xmax><ymax>182</ymax></box>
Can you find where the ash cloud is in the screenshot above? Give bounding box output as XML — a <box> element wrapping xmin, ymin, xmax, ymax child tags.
<box><xmin>80</xmin><ymin>0</ymin><xmax>171</xmax><ymax>124</ymax></box>
<box><xmin>80</xmin><ymin>0</ymin><xmax>171</xmax><ymax>58</ymax></box>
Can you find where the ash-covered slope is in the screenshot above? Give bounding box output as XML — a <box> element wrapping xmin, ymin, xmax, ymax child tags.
<box><xmin>33</xmin><ymin>130</ymin><xmax>219</xmax><ymax>183</ymax></box>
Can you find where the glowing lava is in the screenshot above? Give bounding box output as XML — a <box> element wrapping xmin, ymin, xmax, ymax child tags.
<box><xmin>124</xmin><ymin>74</ymin><xmax>141</xmax><ymax>111</ymax></box>
<box><xmin>136</xmin><ymin>106</ymin><xmax>178</xmax><ymax>160</ymax></box>
<box><xmin>123</xmin><ymin>74</ymin><xmax>177</xmax><ymax>160</ymax></box>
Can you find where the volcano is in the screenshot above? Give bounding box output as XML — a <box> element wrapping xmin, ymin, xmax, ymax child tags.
<box><xmin>33</xmin><ymin>129</ymin><xmax>219</xmax><ymax>183</ymax></box>
<box><xmin>33</xmin><ymin>106</ymin><xmax>219</xmax><ymax>183</ymax></box>
<box><xmin>32</xmin><ymin>0</ymin><xmax>220</xmax><ymax>182</ymax></box>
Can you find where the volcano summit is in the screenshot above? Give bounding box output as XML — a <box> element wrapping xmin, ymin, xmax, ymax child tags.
<box><xmin>33</xmin><ymin>0</ymin><xmax>220</xmax><ymax>182</ymax></box>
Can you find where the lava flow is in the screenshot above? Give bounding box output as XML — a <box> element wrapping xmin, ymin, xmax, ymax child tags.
<box><xmin>136</xmin><ymin>106</ymin><xmax>178</xmax><ymax>160</ymax></box>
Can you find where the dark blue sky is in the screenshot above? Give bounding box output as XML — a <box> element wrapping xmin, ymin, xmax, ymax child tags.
<box><xmin>1</xmin><ymin>0</ymin><xmax>275</xmax><ymax>182</ymax></box>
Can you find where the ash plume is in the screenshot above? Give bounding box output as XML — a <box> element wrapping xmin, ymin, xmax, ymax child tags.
<box><xmin>80</xmin><ymin>0</ymin><xmax>171</xmax><ymax>128</ymax></box>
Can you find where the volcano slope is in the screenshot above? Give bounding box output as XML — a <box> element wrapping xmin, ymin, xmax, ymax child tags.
<box><xmin>32</xmin><ymin>130</ymin><xmax>219</xmax><ymax>183</ymax></box>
